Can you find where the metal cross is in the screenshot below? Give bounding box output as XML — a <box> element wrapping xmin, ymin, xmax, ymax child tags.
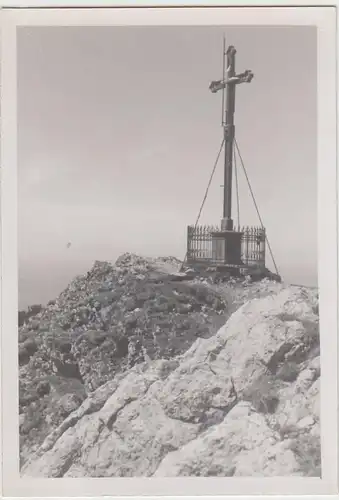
<box><xmin>209</xmin><ymin>44</ymin><xmax>254</xmax><ymax>231</ymax></box>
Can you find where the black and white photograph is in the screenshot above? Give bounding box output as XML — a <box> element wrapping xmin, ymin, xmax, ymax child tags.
<box><xmin>0</xmin><ymin>5</ymin><xmax>337</xmax><ymax>497</ymax></box>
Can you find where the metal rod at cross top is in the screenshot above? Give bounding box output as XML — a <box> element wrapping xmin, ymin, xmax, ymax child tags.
<box><xmin>209</xmin><ymin>41</ymin><xmax>254</xmax><ymax>232</ymax></box>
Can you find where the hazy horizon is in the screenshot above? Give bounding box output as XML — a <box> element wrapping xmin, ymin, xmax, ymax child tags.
<box><xmin>18</xmin><ymin>25</ymin><xmax>317</xmax><ymax>310</ymax></box>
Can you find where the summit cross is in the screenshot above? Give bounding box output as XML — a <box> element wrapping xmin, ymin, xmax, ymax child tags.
<box><xmin>209</xmin><ymin>44</ymin><xmax>253</xmax><ymax>231</ymax></box>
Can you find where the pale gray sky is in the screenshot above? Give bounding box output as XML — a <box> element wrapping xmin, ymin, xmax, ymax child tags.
<box><xmin>18</xmin><ymin>25</ymin><xmax>317</xmax><ymax>309</ymax></box>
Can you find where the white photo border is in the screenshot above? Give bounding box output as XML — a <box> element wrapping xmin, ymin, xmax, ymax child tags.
<box><xmin>1</xmin><ymin>5</ymin><xmax>337</xmax><ymax>498</ymax></box>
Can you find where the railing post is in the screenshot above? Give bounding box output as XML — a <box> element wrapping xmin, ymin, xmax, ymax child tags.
<box><xmin>262</xmin><ymin>228</ymin><xmax>266</xmax><ymax>267</ymax></box>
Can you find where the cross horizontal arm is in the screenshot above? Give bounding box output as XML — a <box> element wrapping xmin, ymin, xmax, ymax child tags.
<box><xmin>209</xmin><ymin>70</ymin><xmax>254</xmax><ymax>93</ymax></box>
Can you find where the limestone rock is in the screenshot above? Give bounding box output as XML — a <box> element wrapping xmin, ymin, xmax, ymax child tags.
<box><xmin>22</xmin><ymin>285</ymin><xmax>320</xmax><ymax>478</ymax></box>
<box><xmin>154</xmin><ymin>403</ymin><xmax>300</xmax><ymax>477</ymax></box>
<box><xmin>19</xmin><ymin>255</ymin><xmax>233</xmax><ymax>462</ymax></box>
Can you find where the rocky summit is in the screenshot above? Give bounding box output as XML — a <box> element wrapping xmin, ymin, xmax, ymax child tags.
<box><xmin>19</xmin><ymin>253</ymin><xmax>320</xmax><ymax>477</ymax></box>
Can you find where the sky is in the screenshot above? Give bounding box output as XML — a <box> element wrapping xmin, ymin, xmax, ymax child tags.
<box><xmin>17</xmin><ymin>25</ymin><xmax>317</xmax><ymax>309</ymax></box>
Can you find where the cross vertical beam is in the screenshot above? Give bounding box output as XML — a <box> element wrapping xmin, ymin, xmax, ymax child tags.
<box><xmin>209</xmin><ymin>44</ymin><xmax>253</xmax><ymax>232</ymax></box>
<box><xmin>223</xmin><ymin>45</ymin><xmax>236</xmax><ymax>230</ymax></box>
